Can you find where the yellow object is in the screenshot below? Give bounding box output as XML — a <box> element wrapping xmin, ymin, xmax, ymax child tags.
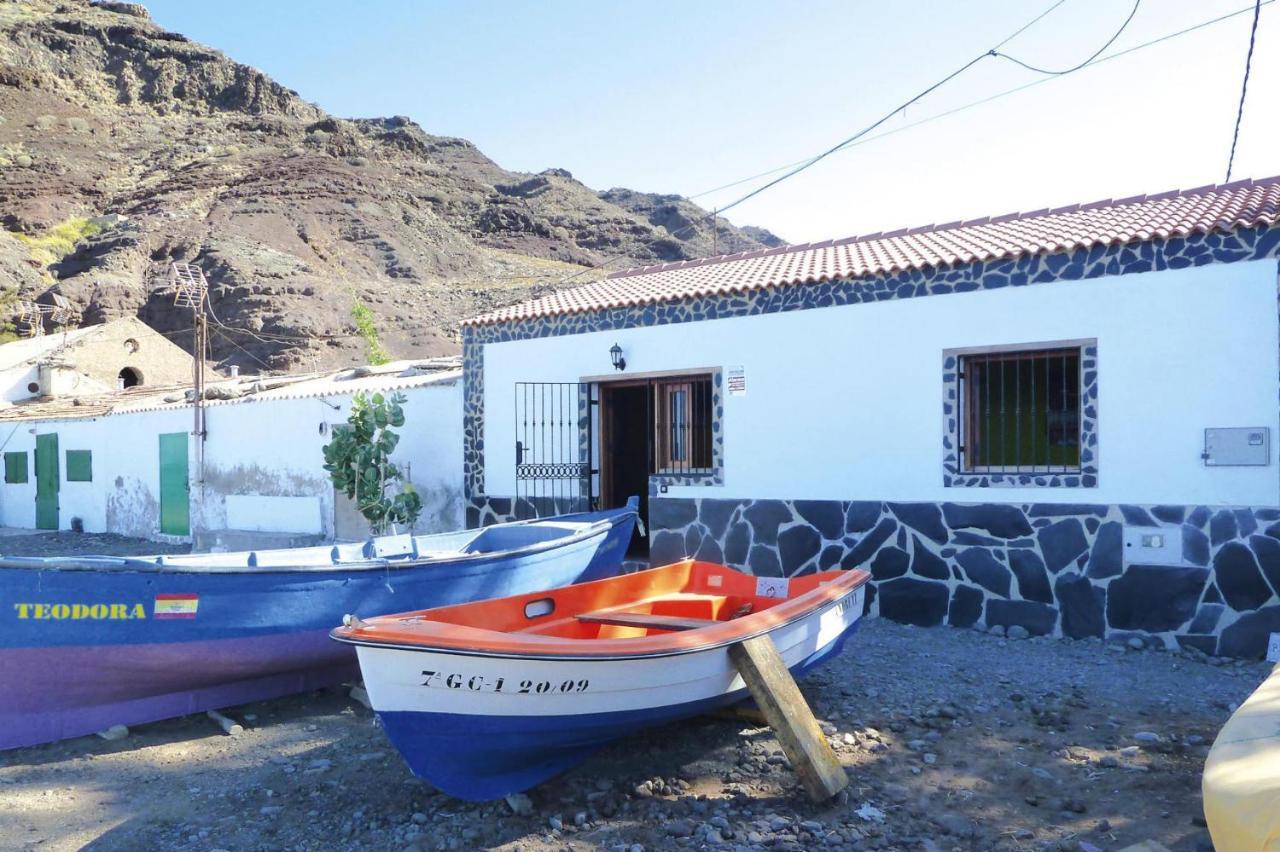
<box><xmin>1203</xmin><ymin>663</ymin><xmax>1280</xmax><ymax>851</ymax></box>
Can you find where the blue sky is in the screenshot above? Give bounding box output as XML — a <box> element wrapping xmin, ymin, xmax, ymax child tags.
<box><xmin>142</xmin><ymin>0</ymin><xmax>1278</xmax><ymax>245</ymax></box>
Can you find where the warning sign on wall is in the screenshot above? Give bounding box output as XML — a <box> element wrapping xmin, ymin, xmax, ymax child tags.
<box><xmin>727</xmin><ymin>365</ymin><xmax>746</xmax><ymax>396</ymax></box>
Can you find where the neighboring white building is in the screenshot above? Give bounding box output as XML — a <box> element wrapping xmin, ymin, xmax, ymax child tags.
<box><xmin>461</xmin><ymin>176</ymin><xmax>1280</xmax><ymax>659</ymax></box>
<box><xmin>0</xmin><ymin>359</ymin><xmax>463</xmax><ymax>547</ymax></box>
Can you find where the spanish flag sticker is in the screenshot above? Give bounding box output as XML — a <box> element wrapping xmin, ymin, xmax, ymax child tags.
<box><xmin>154</xmin><ymin>594</ymin><xmax>199</xmax><ymax>620</ymax></box>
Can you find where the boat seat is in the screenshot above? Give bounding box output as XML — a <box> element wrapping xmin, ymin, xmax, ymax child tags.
<box><xmin>575</xmin><ymin>611</ymin><xmax>720</xmax><ymax>632</ymax></box>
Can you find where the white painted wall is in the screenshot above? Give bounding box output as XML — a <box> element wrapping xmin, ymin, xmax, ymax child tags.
<box><xmin>0</xmin><ymin>407</ymin><xmax>190</xmax><ymax>534</ymax></box>
<box><xmin>483</xmin><ymin>259</ymin><xmax>1280</xmax><ymax>507</ymax></box>
<box><xmin>0</xmin><ymin>366</ymin><xmax>40</xmax><ymax>403</ymax></box>
<box><xmin>0</xmin><ymin>378</ymin><xmax>465</xmax><ymax>540</ymax></box>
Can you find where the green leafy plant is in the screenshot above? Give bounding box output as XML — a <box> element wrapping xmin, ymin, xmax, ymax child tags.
<box><xmin>351</xmin><ymin>300</ymin><xmax>390</xmax><ymax>365</ymax></box>
<box><xmin>323</xmin><ymin>391</ymin><xmax>421</xmax><ymax>534</ymax></box>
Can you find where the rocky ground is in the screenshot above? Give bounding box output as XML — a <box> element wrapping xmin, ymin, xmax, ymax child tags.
<box><xmin>1</xmin><ymin>529</ymin><xmax>1270</xmax><ymax>852</ymax></box>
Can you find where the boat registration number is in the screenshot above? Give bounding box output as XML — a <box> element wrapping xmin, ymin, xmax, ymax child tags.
<box><xmin>420</xmin><ymin>670</ymin><xmax>590</xmax><ymax>695</ymax></box>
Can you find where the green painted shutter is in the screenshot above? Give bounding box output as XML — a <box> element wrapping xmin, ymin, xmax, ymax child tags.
<box><xmin>4</xmin><ymin>452</ymin><xmax>27</xmax><ymax>484</ymax></box>
<box><xmin>158</xmin><ymin>432</ymin><xmax>190</xmax><ymax>536</ymax></box>
<box><xmin>65</xmin><ymin>450</ymin><xmax>92</xmax><ymax>482</ymax></box>
<box><xmin>35</xmin><ymin>433</ymin><xmax>58</xmax><ymax>530</ymax></box>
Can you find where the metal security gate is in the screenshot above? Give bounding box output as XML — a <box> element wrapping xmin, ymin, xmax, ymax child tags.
<box><xmin>514</xmin><ymin>382</ymin><xmax>594</xmax><ymax>520</ymax></box>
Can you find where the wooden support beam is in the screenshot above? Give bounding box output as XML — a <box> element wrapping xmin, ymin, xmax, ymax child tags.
<box><xmin>206</xmin><ymin>709</ymin><xmax>243</xmax><ymax>736</ymax></box>
<box><xmin>348</xmin><ymin>684</ymin><xmax>372</xmax><ymax>710</ymax></box>
<box><xmin>727</xmin><ymin>635</ymin><xmax>848</xmax><ymax>802</ymax></box>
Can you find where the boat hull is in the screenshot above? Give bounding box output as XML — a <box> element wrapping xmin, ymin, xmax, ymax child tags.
<box><xmin>1</xmin><ymin>508</ymin><xmax>636</xmax><ymax>751</ymax></box>
<box><xmin>356</xmin><ymin>584</ymin><xmax>864</xmax><ymax>801</ymax></box>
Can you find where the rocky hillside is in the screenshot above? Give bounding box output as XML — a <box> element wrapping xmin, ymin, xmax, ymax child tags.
<box><xmin>0</xmin><ymin>0</ymin><xmax>782</xmax><ymax>371</ymax></box>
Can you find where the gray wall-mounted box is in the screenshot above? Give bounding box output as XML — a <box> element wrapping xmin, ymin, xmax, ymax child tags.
<box><xmin>1204</xmin><ymin>427</ymin><xmax>1270</xmax><ymax>466</ymax></box>
<box><xmin>1123</xmin><ymin>526</ymin><xmax>1184</xmax><ymax>567</ymax></box>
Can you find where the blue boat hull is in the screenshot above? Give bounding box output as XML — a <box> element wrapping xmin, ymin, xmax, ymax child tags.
<box><xmin>375</xmin><ymin>619</ymin><xmax>860</xmax><ymax>801</ymax></box>
<box><xmin>0</xmin><ymin>506</ymin><xmax>636</xmax><ymax>750</ymax></box>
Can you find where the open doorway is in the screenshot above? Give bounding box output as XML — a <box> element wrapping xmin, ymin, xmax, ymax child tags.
<box><xmin>600</xmin><ymin>382</ymin><xmax>650</xmax><ymax>555</ymax></box>
<box><xmin>599</xmin><ymin>374</ymin><xmax>714</xmax><ymax>557</ymax></box>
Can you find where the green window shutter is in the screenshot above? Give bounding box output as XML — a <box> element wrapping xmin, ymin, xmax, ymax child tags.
<box><xmin>4</xmin><ymin>451</ymin><xmax>27</xmax><ymax>484</ymax></box>
<box><xmin>65</xmin><ymin>450</ymin><xmax>92</xmax><ymax>482</ymax></box>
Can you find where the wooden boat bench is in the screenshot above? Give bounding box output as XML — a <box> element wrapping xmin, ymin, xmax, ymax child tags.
<box><xmin>575</xmin><ymin>610</ymin><xmax>720</xmax><ymax>632</ymax></box>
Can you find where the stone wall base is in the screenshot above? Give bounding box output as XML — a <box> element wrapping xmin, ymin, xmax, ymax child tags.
<box><xmin>467</xmin><ymin>494</ymin><xmax>1280</xmax><ymax>659</ymax></box>
<box><xmin>647</xmin><ymin>497</ymin><xmax>1280</xmax><ymax>660</ymax></box>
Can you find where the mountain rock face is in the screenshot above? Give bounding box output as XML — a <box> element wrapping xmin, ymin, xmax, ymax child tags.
<box><xmin>0</xmin><ymin>0</ymin><xmax>782</xmax><ymax>370</ymax></box>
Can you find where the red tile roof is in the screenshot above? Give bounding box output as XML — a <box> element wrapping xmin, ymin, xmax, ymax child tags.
<box><xmin>464</xmin><ymin>176</ymin><xmax>1280</xmax><ymax>327</ymax></box>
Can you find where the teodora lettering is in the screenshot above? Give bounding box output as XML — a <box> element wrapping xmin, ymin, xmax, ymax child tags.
<box><xmin>13</xmin><ymin>602</ymin><xmax>147</xmax><ymax>620</ymax></box>
<box><xmin>421</xmin><ymin>669</ymin><xmax>589</xmax><ymax>694</ymax></box>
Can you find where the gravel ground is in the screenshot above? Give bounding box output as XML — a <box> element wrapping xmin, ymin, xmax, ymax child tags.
<box><xmin>0</xmin><ymin>531</ymin><xmax>191</xmax><ymax>558</ymax></box>
<box><xmin>2</xmin><ymin>605</ymin><xmax>1272</xmax><ymax>852</ymax></box>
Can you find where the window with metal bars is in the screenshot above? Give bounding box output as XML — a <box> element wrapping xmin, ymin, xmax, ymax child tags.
<box><xmin>653</xmin><ymin>376</ymin><xmax>713</xmax><ymax>474</ymax></box>
<box><xmin>959</xmin><ymin>346</ymin><xmax>1082</xmax><ymax>474</ymax></box>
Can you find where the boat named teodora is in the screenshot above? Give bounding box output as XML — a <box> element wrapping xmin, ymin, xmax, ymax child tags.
<box><xmin>332</xmin><ymin>560</ymin><xmax>870</xmax><ymax>801</ymax></box>
<box><xmin>0</xmin><ymin>502</ymin><xmax>637</xmax><ymax>751</ymax></box>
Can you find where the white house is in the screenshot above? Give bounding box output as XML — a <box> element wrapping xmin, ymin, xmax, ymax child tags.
<box><xmin>462</xmin><ymin>176</ymin><xmax>1280</xmax><ymax>659</ymax></box>
<box><xmin>0</xmin><ymin>359</ymin><xmax>463</xmax><ymax>547</ymax></box>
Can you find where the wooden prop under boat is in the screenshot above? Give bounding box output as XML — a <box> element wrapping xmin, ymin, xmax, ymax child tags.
<box><xmin>332</xmin><ymin>560</ymin><xmax>870</xmax><ymax>801</ymax></box>
<box><xmin>0</xmin><ymin>500</ymin><xmax>637</xmax><ymax>751</ymax></box>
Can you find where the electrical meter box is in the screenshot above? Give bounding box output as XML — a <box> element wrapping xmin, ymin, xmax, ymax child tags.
<box><xmin>1203</xmin><ymin>427</ymin><xmax>1270</xmax><ymax>466</ymax></box>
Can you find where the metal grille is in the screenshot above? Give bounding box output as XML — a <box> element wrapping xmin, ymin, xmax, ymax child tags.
<box><xmin>959</xmin><ymin>347</ymin><xmax>1081</xmax><ymax>473</ymax></box>
<box><xmin>650</xmin><ymin>375</ymin><xmax>714</xmax><ymax>476</ymax></box>
<box><xmin>514</xmin><ymin>382</ymin><xmax>593</xmax><ymax>519</ymax></box>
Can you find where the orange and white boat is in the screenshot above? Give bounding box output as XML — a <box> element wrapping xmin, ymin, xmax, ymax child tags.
<box><xmin>331</xmin><ymin>560</ymin><xmax>870</xmax><ymax>801</ymax></box>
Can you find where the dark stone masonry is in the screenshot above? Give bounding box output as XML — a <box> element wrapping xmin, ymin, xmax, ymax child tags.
<box><xmin>647</xmin><ymin>497</ymin><xmax>1280</xmax><ymax>659</ymax></box>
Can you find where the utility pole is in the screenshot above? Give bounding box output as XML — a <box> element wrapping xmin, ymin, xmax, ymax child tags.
<box><xmin>170</xmin><ymin>262</ymin><xmax>209</xmax><ymax>489</ymax></box>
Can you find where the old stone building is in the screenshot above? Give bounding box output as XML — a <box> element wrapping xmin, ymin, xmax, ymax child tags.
<box><xmin>0</xmin><ymin>316</ymin><xmax>195</xmax><ymax>402</ymax></box>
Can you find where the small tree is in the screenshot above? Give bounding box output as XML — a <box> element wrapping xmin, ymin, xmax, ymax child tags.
<box><xmin>323</xmin><ymin>391</ymin><xmax>422</xmax><ymax>535</ymax></box>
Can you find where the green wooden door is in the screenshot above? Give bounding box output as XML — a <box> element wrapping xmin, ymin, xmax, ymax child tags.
<box><xmin>34</xmin><ymin>433</ymin><xmax>58</xmax><ymax>530</ymax></box>
<box><xmin>158</xmin><ymin>432</ymin><xmax>190</xmax><ymax>536</ymax></box>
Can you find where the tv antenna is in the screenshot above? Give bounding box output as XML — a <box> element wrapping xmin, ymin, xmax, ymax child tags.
<box><xmin>170</xmin><ymin>262</ymin><xmax>210</xmax><ymax>487</ymax></box>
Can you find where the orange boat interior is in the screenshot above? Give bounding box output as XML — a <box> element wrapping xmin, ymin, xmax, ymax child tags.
<box><xmin>337</xmin><ymin>561</ymin><xmax>870</xmax><ymax>656</ymax></box>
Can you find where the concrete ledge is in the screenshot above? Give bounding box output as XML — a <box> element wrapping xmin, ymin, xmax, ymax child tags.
<box><xmin>1204</xmin><ymin>663</ymin><xmax>1280</xmax><ymax>851</ymax></box>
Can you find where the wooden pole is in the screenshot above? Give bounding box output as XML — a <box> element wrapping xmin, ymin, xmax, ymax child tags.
<box><xmin>206</xmin><ymin>709</ymin><xmax>243</xmax><ymax>736</ymax></box>
<box><xmin>727</xmin><ymin>635</ymin><xmax>848</xmax><ymax>802</ymax></box>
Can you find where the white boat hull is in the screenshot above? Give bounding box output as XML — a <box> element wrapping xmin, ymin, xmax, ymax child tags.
<box><xmin>355</xmin><ymin>585</ymin><xmax>864</xmax><ymax>800</ymax></box>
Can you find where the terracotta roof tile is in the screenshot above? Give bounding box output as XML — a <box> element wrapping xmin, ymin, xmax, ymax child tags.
<box><xmin>465</xmin><ymin>176</ymin><xmax>1280</xmax><ymax>328</ymax></box>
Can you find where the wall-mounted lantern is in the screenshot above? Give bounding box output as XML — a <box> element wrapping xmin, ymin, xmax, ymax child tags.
<box><xmin>609</xmin><ymin>343</ymin><xmax>626</xmax><ymax>372</ymax></box>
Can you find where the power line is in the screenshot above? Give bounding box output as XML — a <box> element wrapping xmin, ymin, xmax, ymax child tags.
<box><xmin>710</xmin><ymin>3</ymin><xmax>1136</xmax><ymax>220</ymax></box>
<box><xmin>210</xmin><ymin>325</ymin><xmax>276</xmax><ymax>373</ymax></box>
<box><xmin>544</xmin><ymin>0</ymin><xmax>1205</xmax><ymax>289</ymax></box>
<box><xmin>689</xmin><ymin>0</ymin><xmax>1274</xmax><ymax>206</ymax></box>
<box><xmin>991</xmin><ymin>0</ymin><xmax>1070</xmax><ymax>50</ymax></box>
<box><xmin>991</xmin><ymin>0</ymin><xmax>1141</xmax><ymax>75</ymax></box>
<box><xmin>1225</xmin><ymin>0</ymin><xmax>1263</xmax><ymax>181</ymax></box>
<box><xmin>537</xmin><ymin>0</ymin><xmax>1074</xmax><ymax>290</ymax></box>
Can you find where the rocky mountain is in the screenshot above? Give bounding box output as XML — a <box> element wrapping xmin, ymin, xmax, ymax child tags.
<box><xmin>0</xmin><ymin>0</ymin><xmax>783</xmax><ymax>371</ymax></box>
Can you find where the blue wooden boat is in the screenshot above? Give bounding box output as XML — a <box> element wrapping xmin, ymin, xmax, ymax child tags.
<box><xmin>0</xmin><ymin>501</ymin><xmax>637</xmax><ymax>751</ymax></box>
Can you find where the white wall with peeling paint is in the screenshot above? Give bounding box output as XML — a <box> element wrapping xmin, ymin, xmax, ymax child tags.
<box><xmin>0</xmin><ymin>375</ymin><xmax>464</xmax><ymax>545</ymax></box>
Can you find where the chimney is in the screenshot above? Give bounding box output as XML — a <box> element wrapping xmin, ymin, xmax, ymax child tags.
<box><xmin>229</xmin><ymin>365</ymin><xmax>240</xmax><ymax>378</ymax></box>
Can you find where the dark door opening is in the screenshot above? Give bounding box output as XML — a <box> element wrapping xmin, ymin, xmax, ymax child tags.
<box><xmin>600</xmin><ymin>374</ymin><xmax>714</xmax><ymax>558</ymax></box>
<box><xmin>601</xmin><ymin>382</ymin><xmax>651</xmax><ymax>556</ymax></box>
